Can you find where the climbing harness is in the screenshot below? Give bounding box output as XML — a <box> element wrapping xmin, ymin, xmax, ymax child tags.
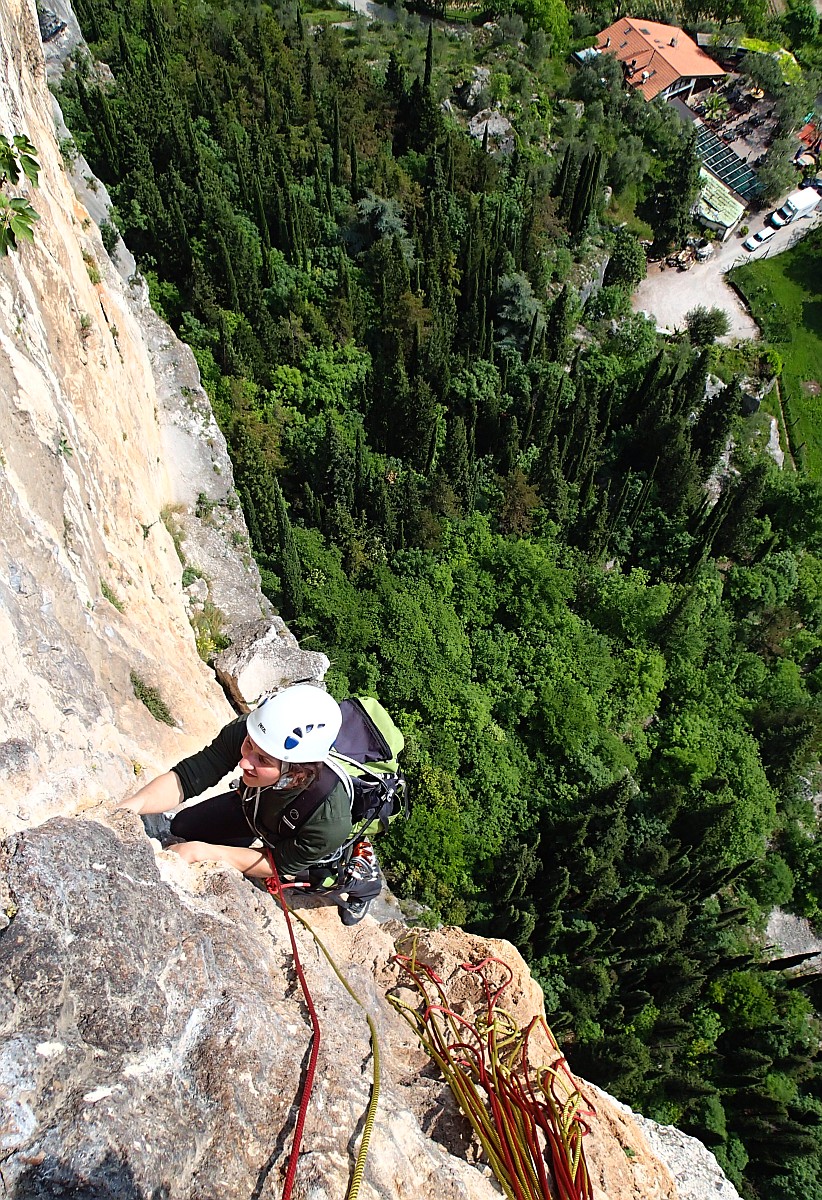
<box><xmin>263</xmin><ymin>850</ymin><xmax>381</xmax><ymax>1200</ymax></box>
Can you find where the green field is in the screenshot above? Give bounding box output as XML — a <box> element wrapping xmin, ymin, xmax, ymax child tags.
<box><xmin>730</xmin><ymin>232</ymin><xmax>822</xmax><ymax>478</ymax></box>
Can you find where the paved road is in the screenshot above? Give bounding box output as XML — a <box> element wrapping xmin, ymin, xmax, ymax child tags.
<box><xmin>632</xmin><ymin>209</ymin><xmax>822</xmax><ymax>342</ymax></box>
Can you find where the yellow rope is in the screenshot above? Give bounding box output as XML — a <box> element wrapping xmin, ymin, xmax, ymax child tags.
<box><xmin>286</xmin><ymin>902</ymin><xmax>381</xmax><ymax>1200</ymax></box>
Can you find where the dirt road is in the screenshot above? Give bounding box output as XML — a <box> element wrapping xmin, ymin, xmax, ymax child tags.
<box><xmin>632</xmin><ymin>210</ymin><xmax>822</xmax><ymax>342</ymax></box>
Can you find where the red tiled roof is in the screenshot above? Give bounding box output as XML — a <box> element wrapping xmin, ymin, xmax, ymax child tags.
<box><xmin>798</xmin><ymin>120</ymin><xmax>821</xmax><ymax>149</ymax></box>
<box><xmin>596</xmin><ymin>18</ymin><xmax>723</xmax><ymax>100</ymax></box>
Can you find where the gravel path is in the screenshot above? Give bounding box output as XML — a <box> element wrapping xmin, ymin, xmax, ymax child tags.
<box><xmin>632</xmin><ymin>210</ymin><xmax>822</xmax><ymax>341</ymax></box>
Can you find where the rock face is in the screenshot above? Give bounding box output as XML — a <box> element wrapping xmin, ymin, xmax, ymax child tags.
<box><xmin>1</xmin><ymin>816</ymin><xmax>500</xmax><ymax>1200</ymax></box>
<box><xmin>214</xmin><ymin>618</ymin><xmax>329</xmax><ymax>709</ymax></box>
<box><xmin>0</xmin><ymin>0</ymin><xmax>272</xmax><ymax>834</ymax></box>
<box><xmin>1</xmin><ymin>814</ymin><xmax>726</xmax><ymax>1200</ymax></box>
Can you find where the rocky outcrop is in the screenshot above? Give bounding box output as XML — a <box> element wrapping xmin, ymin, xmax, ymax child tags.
<box><xmin>214</xmin><ymin>618</ymin><xmax>329</xmax><ymax>710</ymax></box>
<box><xmin>0</xmin><ymin>813</ymin><xmax>728</xmax><ymax>1200</ymax></box>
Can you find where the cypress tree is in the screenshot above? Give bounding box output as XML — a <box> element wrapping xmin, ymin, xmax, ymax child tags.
<box><xmin>272</xmin><ymin>477</ymin><xmax>304</xmax><ymax>619</ymax></box>
<box><xmin>303</xmin><ymin>48</ymin><xmax>314</xmax><ymax>104</ymax></box>
<box><xmin>525</xmin><ymin>310</ymin><xmax>540</xmax><ymax>363</ymax></box>
<box><xmin>501</xmin><ymin>414</ymin><xmax>520</xmax><ymax>476</ymax></box>
<box><xmin>385</xmin><ymin>52</ymin><xmax>406</xmax><ymax>104</ymax></box>
<box><xmin>97</xmin><ymin>89</ymin><xmax>120</xmax><ymax>172</ymax></box>
<box><xmin>222</xmin><ymin>63</ymin><xmax>236</xmax><ymax>108</ymax></box>
<box><xmin>332</xmin><ymin>97</ymin><xmax>342</xmax><ymax>186</ymax></box>
<box><xmin>234</xmin><ymin>135</ymin><xmax>251</xmax><ymax>210</ymax></box>
<box><xmin>442</xmin><ymin>414</ymin><xmax>472</xmax><ymax>506</ymax></box>
<box><xmin>552</xmin><ymin>144</ymin><xmax>573</xmax><ymax>198</ymax></box>
<box><xmin>240</xmin><ymin>486</ymin><xmax>264</xmax><ymax>553</ymax></box>
<box><xmin>424</xmin><ymin>22</ymin><xmax>434</xmax><ymax>90</ymax></box>
<box><xmin>354</xmin><ymin>425</ymin><xmax>367</xmax><ymax>511</ymax></box>
<box><xmin>216</xmin><ymin>233</ymin><xmax>240</xmax><ymax>312</ymax></box>
<box><xmin>544</xmin><ymin>285</ymin><xmax>572</xmax><ymax>363</ymax></box>
<box><xmin>117</xmin><ymin>24</ymin><xmax>134</xmax><ymax>74</ymax></box>
<box><xmin>145</xmin><ymin>0</ymin><xmax>167</xmax><ymax>56</ymax></box>
<box><xmin>254</xmin><ymin>175</ymin><xmax>271</xmax><ymax>252</ymax></box>
<box><xmin>425</xmin><ymin>418</ymin><xmax>439</xmax><ymax>476</ymax></box>
<box><xmin>349</xmin><ymin>133</ymin><xmax>360</xmax><ymax>199</ymax></box>
<box><xmin>692</xmin><ymin>378</ymin><xmax>743</xmax><ymax>479</ymax></box>
<box><xmin>560</xmin><ymin>153</ymin><xmax>579</xmax><ymax>220</ymax></box>
<box><xmin>712</xmin><ymin>462</ymin><xmax>768</xmax><ymax>559</ymax></box>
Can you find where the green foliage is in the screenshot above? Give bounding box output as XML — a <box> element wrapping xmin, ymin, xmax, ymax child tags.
<box><xmin>0</xmin><ymin>133</ymin><xmax>40</xmax><ymax>187</ymax></box>
<box><xmin>510</xmin><ymin>0</ymin><xmax>570</xmax><ymax>50</ymax></box>
<box><xmin>604</xmin><ymin>228</ymin><xmax>647</xmax><ymax>290</ymax></box>
<box><xmin>190</xmin><ymin>598</ymin><xmax>231</xmax><ymax>663</ymax></box>
<box><xmin>100</xmin><ymin>578</ymin><xmax>125</xmax><ymax>612</ymax></box>
<box><xmin>0</xmin><ymin>133</ymin><xmax>40</xmax><ymax>256</ymax></box>
<box><xmin>685</xmin><ymin>306</ymin><xmax>731</xmax><ymax>346</ymax></box>
<box><xmin>130</xmin><ymin>671</ymin><xmax>175</xmax><ymax>726</ymax></box>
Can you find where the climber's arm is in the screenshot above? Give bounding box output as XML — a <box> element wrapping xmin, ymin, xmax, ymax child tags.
<box><xmin>168</xmin><ymin>840</ymin><xmax>273</xmax><ymax>878</ymax></box>
<box><xmin>117</xmin><ymin>770</ymin><xmax>184</xmax><ymax>814</ymax></box>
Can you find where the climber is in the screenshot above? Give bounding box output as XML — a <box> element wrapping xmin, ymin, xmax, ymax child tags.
<box><xmin>118</xmin><ymin>683</ymin><xmax>356</xmax><ymax>886</ymax></box>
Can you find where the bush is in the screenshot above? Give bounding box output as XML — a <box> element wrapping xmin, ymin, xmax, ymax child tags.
<box><xmin>685</xmin><ymin>305</ymin><xmax>731</xmax><ymax>345</ymax></box>
<box><xmin>130</xmin><ymin>671</ymin><xmax>175</xmax><ymax>725</ymax></box>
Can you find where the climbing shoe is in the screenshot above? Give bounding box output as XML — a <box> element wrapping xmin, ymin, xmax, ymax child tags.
<box><xmin>141</xmin><ymin>813</ymin><xmax>173</xmax><ymax>846</ymax></box>
<box><xmin>336</xmin><ymin>838</ymin><xmax>382</xmax><ymax>925</ymax></box>
<box><xmin>340</xmin><ymin>895</ymin><xmax>373</xmax><ymax>925</ymax></box>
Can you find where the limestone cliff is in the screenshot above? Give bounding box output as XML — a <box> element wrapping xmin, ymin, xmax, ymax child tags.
<box><xmin>0</xmin><ymin>4</ymin><xmax>742</xmax><ymax>1198</ymax></box>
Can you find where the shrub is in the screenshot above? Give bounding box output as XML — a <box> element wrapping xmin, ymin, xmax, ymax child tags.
<box><xmin>685</xmin><ymin>305</ymin><xmax>731</xmax><ymax>345</ymax></box>
<box><xmin>130</xmin><ymin>671</ymin><xmax>175</xmax><ymax>726</ymax></box>
<box><xmin>100</xmin><ymin>578</ymin><xmax>124</xmax><ymax>612</ymax></box>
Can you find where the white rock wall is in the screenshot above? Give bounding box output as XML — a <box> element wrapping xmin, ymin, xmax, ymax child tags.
<box><xmin>0</xmin><ymin>0</ymin><xmax>234</xmax><ymax>830</ymax></box>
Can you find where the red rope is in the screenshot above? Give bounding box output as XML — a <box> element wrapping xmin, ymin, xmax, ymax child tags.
<box><xmin>264</xmin><ymin>852</ymin><xmax>321</xmax><ymax>1200</ymax></box>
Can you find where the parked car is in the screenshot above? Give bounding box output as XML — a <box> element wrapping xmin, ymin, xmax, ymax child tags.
<box><xmin>743</xmin><ymin>227</ymin><xmax>777</xmax><ymax>251</ymax></box>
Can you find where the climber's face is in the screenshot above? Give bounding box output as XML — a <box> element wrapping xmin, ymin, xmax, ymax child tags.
<box><xmin>239</xmin><ymin>734</ymin><xmax>284</xmax><ymax>789</ymax></box>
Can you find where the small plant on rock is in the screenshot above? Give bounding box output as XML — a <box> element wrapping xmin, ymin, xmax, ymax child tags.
<box><xmin>130</xmin><ymin>671</ymin><xmax>175</xmax><ymax>726</ymax></box>
<box><xmin>0</xmin><ymin>133</ymin><xmax>40</xmax><ymax>256</ymax></box>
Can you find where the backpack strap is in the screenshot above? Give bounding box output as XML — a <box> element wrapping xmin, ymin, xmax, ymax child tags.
<box><xmin>274</xmin><ymin>764</ymin><xmax>347</xmax><ymax>839</ymax></box>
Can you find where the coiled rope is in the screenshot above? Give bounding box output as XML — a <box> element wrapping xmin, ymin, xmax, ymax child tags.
<box><xmin>264</xmin><ymin>852</ymin><xmax>380</xmax><ymax>1200</ymax></box>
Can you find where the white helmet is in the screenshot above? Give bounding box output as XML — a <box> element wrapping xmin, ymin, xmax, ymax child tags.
<box><xmin>246</xmin><ymin>684</ymin><xmax>342</xmax><ymax>764</ymax></box>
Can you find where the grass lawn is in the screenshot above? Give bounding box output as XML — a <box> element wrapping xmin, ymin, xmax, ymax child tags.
<box><xmin>729</xmin><ymin>234</ymin><xmax>822</xmax><ymax>478</ymax></box>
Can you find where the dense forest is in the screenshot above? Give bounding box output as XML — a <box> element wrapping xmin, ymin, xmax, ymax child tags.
<box><xmin>57</xmin><ymin>0</ymin><xmax>822</xmax><ymax>1194</ymax></box>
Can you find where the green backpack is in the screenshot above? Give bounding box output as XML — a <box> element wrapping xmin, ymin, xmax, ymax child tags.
<box><xmin>273</xmin><ymin>696</ymin><xmax>409</xmax><ymax>843</ymax></box>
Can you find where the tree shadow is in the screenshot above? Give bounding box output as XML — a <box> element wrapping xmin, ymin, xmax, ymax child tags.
<box><xmin>10</xmin><ymin>1150</ymin><xmax>170</xmax><ymax>1200</ymax></box>
<box><xmin>802</xmin><ymin>298</ymin><xmax>822</xmax><ymax>342</ymax></box>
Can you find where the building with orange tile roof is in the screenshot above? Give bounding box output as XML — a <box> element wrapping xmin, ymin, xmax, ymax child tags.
<box><xmin>595</xmin><ymin>18</ymin><xmax>725</xmax><ymax>102</ymax></box>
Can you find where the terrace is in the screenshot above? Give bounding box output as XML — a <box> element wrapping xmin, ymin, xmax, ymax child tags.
<box><xmin>671</xmin><ymin>84</ymin><xmax>779</xmax><ymax>202</ymax></box>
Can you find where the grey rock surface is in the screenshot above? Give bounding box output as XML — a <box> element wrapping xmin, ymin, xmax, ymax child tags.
<box><xmin>0</xmin><ymin>816</ymin><xmax>503</xmax><ymax>1200</ymax></box>
<box><xmin>468</xmin><ymin>108</ymin><xmax>515</xmax><ymax>153</ymax></box>
<box><xmin>214</xmin><ymin>618</ymin><xmax>330</xmax><ymax>708</ymax></box>
<box><xmin>597</xmin><ymin>1089</ymin><xmax>743</xmax><ymax>1200</ymax></box>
